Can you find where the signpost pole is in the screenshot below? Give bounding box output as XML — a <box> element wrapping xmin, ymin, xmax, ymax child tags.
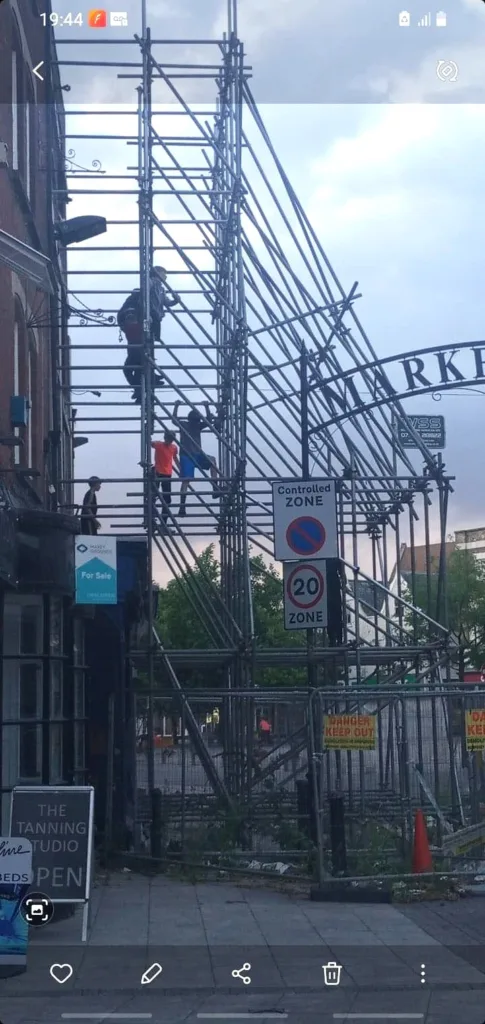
<box><xmin>81</xmin><ymin>788</ymin><xmax>95</xmax><ymax>942</ymax></box>
<box><xmin>300</xmin><ymin>348</ymin><xmax>321</xmax><ymax>835</ymax></box>
<box><xmin>300</xmin><ymin>347</ymin><xmax>317</xmax><ymax>690</ymax></box>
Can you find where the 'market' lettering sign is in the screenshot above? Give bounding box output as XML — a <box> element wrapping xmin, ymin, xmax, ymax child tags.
<box><xmin>309</xmin><ymin>340</ymin><xmax>485</xmax><ymax>429</ymax></box>
<box><xmin>10</xmin><ymin>787</ymin><xmax>94</xmax><ymax>902</ymax></box>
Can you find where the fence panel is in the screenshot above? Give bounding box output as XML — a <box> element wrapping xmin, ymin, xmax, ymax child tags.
<box><xmin>133</xmin><ymin>691</ymin><xmax>312</xmax><ymax>867</ymax></box>
<box><xmin>132</xmin><ymin>687</ymin><xmax>485</xmax><ymax>879</ymax></box>
<box><xmin>310</xmin><ymin>687</ymin><xmax>485</xmax><ymax>881</ymax></box>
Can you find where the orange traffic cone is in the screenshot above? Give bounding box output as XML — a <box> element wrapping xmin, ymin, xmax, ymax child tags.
<box><xmin>412</xmin><ymin>809</ymin><xmax>433</xmax><ymax>873</ymax></box>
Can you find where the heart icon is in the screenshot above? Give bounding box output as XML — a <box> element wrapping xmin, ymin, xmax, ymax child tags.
<box><xmin>50</xmin><ymin>963</ymin><xmax>73</xmax><ymax>984</ymax></box>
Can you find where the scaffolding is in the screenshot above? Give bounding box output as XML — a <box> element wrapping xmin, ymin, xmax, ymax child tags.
<box><xmin>45</xmin><ymin>0</ymin><xmax>458</xmax><ymax>841</ymax></box>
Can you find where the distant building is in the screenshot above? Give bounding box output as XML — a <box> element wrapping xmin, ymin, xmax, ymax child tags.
<box><xmin>399</xmin><ymin>527</ymin><xmax>485</xmax><ymax>578</ymax></box>
<box><xmin>399</xmin><ymin>541</ymin><xmax>455</xmax><ymax>575</ymax></box>
<box><xmin>454</xmin><ymin>527</ymin><xmax>485</xmax><ymax>561</ymax></box>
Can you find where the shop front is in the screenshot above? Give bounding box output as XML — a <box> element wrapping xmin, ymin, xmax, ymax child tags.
<box><xmin>0</xmin><ymin>505</ymin><xmax>86</xmax><ymax>833</ymax></box>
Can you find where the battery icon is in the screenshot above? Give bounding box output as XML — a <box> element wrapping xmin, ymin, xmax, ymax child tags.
<box><xmin>141</xmin><ymin>962</ymin><xmax>163</xmax><ymax>985</ymax></box>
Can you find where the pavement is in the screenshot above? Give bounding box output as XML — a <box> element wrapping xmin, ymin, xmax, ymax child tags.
<box><xmin>2</xmin><ymin>873</ymin><xmax>485</xmax><ymax>1024</ymax></box>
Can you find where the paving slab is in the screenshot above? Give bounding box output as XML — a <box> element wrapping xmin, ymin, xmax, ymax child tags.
<box><xmin>4</xmin><ymin>874</ymin><xmax>485</xmax><ymax>1023</ymax></box>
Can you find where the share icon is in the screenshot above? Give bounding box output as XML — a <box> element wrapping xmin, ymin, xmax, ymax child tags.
<box><xmin>231</xmin><ymin>963</ymin><xmax>251</xmax><ymax>985</ymax></box>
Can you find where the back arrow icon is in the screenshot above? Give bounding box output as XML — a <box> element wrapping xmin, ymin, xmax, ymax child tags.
<box><xmin>33</xmin><ymin>62</ymin><xmax>44</xmax><ymax>81</ymax></box>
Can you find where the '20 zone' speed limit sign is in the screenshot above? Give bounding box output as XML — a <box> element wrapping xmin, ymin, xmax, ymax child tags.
<box><xmin>283</xmin><ymin>560</ymin><xmax>327</xmax><ymax>630</ymax></box>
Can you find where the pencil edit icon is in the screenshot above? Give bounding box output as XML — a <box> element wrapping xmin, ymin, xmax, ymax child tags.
<box><xmin>88</xmin><ymin>9</ymin><xmax>107</xmax><ymax>27</ymax></box>
<box><xmin>141</xmin><ymin>962</ymin><xmax>163</xmax><ymax>985</ymax></box>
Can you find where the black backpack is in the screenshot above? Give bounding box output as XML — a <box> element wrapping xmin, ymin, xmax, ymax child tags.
<box><xmin>117</xmin><ymin>289</ymin><xmax>141</xmax><ymax>328</ymax></box>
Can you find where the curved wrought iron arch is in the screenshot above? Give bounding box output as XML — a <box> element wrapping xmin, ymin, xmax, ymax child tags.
<box><xmin>309</xmin><ymin>338</ymin><xmax>485</xmax><ymax>431</ymax></box>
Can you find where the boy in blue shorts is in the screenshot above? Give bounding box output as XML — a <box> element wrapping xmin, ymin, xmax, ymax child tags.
<box><xmin>175</xmin><ymin>404</ymin><xmax>220</xmax><ymax>517</ymax></box>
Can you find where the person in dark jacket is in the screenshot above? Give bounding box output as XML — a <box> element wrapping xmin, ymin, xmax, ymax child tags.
<box><xmin>118</xmin><ymin>267</ymin><xmax>180</xmax><ymax>404</ymax></box>
<box><xmin>80</xmin><ymin>476</ymin><xmax>102</xmax><ymax>535</ymax></box>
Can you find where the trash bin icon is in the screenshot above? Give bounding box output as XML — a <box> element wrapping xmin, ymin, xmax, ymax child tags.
<box><xmin>322</xmin><ymin>961</ymin><xmax>342</xmax><ymax>986</ymax></box>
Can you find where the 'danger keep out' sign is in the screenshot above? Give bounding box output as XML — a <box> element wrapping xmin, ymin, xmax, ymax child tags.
<box><xmin>323</xmin><ymin>714</ymin><xmax>376</xmax><ymax>751</ymax></box>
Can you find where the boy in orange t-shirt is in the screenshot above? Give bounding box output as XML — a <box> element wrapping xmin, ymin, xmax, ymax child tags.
<box><xmin>151</xmin><ymin>431</ymin><xmax>179</xmax><ymax>529</ymax></box>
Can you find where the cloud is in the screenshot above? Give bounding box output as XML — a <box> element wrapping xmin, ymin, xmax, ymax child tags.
<box><xmin>210</xmin><ymin>0</ymin><xmax>485</xmax><ymax>103</ymax></box>
<box><xmin>212</xmin><ymin>0</ymin><xmax>320</xmax><ymax>51</ymax></box>
<box><xmin>55</xmin><ymin>0</ymin><xmax>485</xmax><ymax>106</ymax></box>
<box><xmin>309</xmin><ymin>105</ymin><xmax>437</xmax><ymax>186</ymax></box>
<box><xmin>286</xmin><ymin>101</ymin><xmax>485</xmax><ymax>531</ymax></box>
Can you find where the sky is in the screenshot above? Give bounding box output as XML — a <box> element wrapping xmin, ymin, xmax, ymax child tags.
<box><xmin>53</xmin><ymin>0</ymin><xmax>485</xmax><ymax>581</ymax></box>
<box><xmin>55</xmin><ymin>0</ymin><xmax>485</xmax><ymax>103</ymax></box>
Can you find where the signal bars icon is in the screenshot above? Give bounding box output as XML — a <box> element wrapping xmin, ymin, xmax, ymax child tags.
<box><xmin>398</xmin><ymin>9</ymin><xmax>447</xmax><ymax>26</ymax></box>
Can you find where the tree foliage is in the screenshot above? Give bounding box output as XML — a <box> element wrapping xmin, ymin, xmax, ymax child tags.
<box><xmin>411</xmin><ymin>548</ymin><xmax>485</xmax><ymax>671</ymax></box>
<box><xmin>156</xmin><ymin>544</ymin><xmax>306</xmax><ymax>688</ymax></box>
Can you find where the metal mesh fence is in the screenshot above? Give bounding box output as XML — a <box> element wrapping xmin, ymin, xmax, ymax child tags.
<box><xmin>309</xmin><ymin>687</ymin><xmax>485</xmax><ymax>880</ymax></box>
<box><xmin>133</xmin><ymin>691</ymin><xmax>312</xmax><ymax>867</ymax></box>
<box><xmin>131</xmin><ymin>686</ymin><xmax>485</xmax><ymax>879</ymax></box>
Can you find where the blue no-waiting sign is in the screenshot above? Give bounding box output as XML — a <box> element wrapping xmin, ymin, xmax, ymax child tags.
<box><xmin>286</xmin><ymin>516</ymin><xmax>326</xmax><ymax>556</ymax></box>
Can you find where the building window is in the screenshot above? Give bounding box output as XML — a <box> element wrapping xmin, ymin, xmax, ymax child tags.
<box><xmin>49</xmin><ymin>598</ymin><xmax>64</xmax><ymax>782</ymax></box>
<box><xmin>11</xmin><ymin>50</ymin><xmax>18</xmax><ymax>169</ymax></box>
<box><xmin>27</xmin><ymin>346</ymin><xmax>33</xmax><ymax>467</ymax></box>
<box><xmin>19</xmin><ymin>663</ymin><xmax>42</xmax><ymax>780</ymax></box>
<box><xmin>2</xmin><ymin>597</ymin><xmax>43</xmax><ymax>789</ymax></box>
<box><xmin>20</xmin><ymin>603</ymin><xmax>41</xmax><ymax>654</ymax></box>
<box><xmin>13</xmin><ymin>319</ymin><xmax>20</xmax><ymax>465</ymax></box>
<box><xmin>4</xmin><ymin>598</ymin><xmax>43</xmax><ymax>658</ymax></box>
<box><xmin>20</xmin><ymin>727</ymin><xmax>41</xmax><ymax>779</ymax></box>
<box><xmin>11</xmin><ymin>18</ymin><xmax>34</xmax><ymax>201</ymax></box>
<box><xmin>73</xmin><ymin>619</ymin><xmax>86</xmax><ymax>782</ymax></box>
<box><xmin>13</xmin><ymin>302</ymin><xmax>35</xmax><ymax>471</ymax></box>
<box><xmin>11</xmin><ymin>24</ymin><xmax>25</xmax><ymax>179</ymax></box>
<box><xmin>19</xmin><ymin>662</ymin><xmax>39</xmax><ymax>716</ymax></box>
<box><xmin>25</xmin><ymin>77</ymin><xmax>35</xmax><ymax>206</ymax></box>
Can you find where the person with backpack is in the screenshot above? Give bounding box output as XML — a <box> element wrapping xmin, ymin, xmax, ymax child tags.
<box><xmin>117</xmin><ymin>267</ymin><xmax>180</xmax><ymax>403</ymax></box>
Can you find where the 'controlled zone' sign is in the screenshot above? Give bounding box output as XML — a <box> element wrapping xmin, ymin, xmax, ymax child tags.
<box><xmin>272</xmin><ymin>479</ymin><xmax>338</xmax><ymax>561</ymax></box>
<box><xmin>283</xmin><ymin>560</ymin><xmax>327</xmax><ymax>629</ymax></box>
<box><xmin>323</xmin><ymin>714</ymin><xmax>376</xmax><ymax>751</ymax></box>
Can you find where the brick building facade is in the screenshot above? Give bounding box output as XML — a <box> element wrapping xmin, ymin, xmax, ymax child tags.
<box><xmin>0</xmin><ymin>0</ymin><xmax>85</xmax><ymax>832</ymax></box>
